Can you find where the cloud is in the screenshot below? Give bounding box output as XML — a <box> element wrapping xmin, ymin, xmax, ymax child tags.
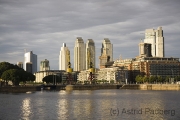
<box><xmin>0</xmin><ymin>0</ymin><xmax>180</xmax><ymax>70</ymax></box>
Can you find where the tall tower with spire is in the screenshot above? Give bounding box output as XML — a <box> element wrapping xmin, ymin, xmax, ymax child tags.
<box><xmin>59</xmin><ymin>43</ymin><xmax>70</xmax><ymax>70</ymax></box>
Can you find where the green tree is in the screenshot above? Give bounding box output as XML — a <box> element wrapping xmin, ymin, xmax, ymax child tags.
<box><xmin>135</xmin><ymin>75</ymin><xmax>143</xmax><ymax>83</ymax></box>
<box><xmin>149</xmin><ymin>76</ymin><xmax>156</xmax><ymax>83</ymax></box>
<box><xmin>143</xmin><ymin>76</ymin><xmax>149</xmax><ymax>83</ymax></box>
<box><xmin>0</xmin><ymin>62</ymin><xmax>21</xmax><ymax>78</ymax></box>
<box><xmin>42</xmin><ymin>75</ymin><xmax>60</xmax><ymax>84</ymax></box>
<box><xmin>165</xmin><ymin>76</ymin><xmax>171</xmax><ymax>83</ymax></box>
<box><xmin>175</xmin><ymin>76</ymin><xmax>180</xmax><ymax>82</ymax></box>
<box><xmin>157</xmin><ymin>76</ymin><xmax>163</xmax><ymax>83</ymax></box>
<box><xmin>1</xmin><ymin>68</ymin><xmax>35</xmax><ymax>86</ymax></box>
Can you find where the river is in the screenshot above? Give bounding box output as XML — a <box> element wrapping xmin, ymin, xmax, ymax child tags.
<box><xmin>0</xmin><ymin>89</ymin><xmax>180</xmax><ymax>120</ymax></box>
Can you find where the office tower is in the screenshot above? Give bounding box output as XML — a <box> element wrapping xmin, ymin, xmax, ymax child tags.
<box><xmin>26</xmin><ymin>62</ymin><xmax>32</xmax><ymax>73</ymax></box>
<box><xmin>24</xmin><ymin>51</ymin><xmax>37</xmax><ymax>73</ymax></box>
<box><xmin>101</xmin><ymin>38</ymin><xmax>113</xmax><ymax>61</ymax></box>
<box><xmin>86</xmin><ymin>39</ymin><xmax>95</xmax><ymax>69</ymax></box>
<box><xmin>40</xmin><ymin>59</ymin><xmax>50</xmax><ymax>71</ymax></box>
<box><xmin>144</xmin><ymin>26</ymin><xmax>164</xmax><ymax>57</ymax></box>
<box><xmin>139</xmin><ymin>41</ymin><xmax>152</xmax><ymax>57</ymax></box>
<box><xmin>74</xmin><ymin>37</ymin><xmax>85</xmax><ymax>71</ymax></box>
<box><xmin>17</xmin><ymin>62</ymin><xmax>23</xmax><ymax>68</ymax></box>
<box><xmin>59</xmin><ymin>43</ymin><xmax>70</xmax><ymax>71</ymax></box>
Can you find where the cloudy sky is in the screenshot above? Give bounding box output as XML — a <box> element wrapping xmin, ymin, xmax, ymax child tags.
<box><xmin>0</xmin><ymin>0</ymin><xmax>180</xmax><ymax>70</ymax></box>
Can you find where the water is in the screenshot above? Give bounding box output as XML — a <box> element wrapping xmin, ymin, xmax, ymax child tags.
<box><xmin>0</xmin><ymin>89</ymin><xmax>180</xmax><ymax>120</ymax></box>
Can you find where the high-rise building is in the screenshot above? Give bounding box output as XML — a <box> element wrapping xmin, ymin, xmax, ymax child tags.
<box><xmin>85</xmin><ymin>39</ymin><xmax>95</xmax><ymax>69</ymax></box>
<box><xmin>26</xmin><ymin>62</ymin><xmax>32</xmax><ymax>73</ymax></box>
<box><xmin>17</xmin><ymin>62</ymin><xmax>23</xmax><ymax>68</ymax></box>
<box><xmin>144</xmin><ymin>26</ymin><xmax>164</xmax><ymax>57</ymax></box>
<box><xmin>24</xmin><ymin>51</ymin><xmax>37</xmax><ymax>73</ymax></box>
<box><xmin>59</xmin><ymin>43</ymin><xmax>70</xmax><ymax>71</ymax></box>
<box><xmin>74</xmin><ymin>37</ymin><xmax>85</xmax><ymax>71</ymax></box>
<box><xmin>40</xmin><ymin>59</ymin><xmax>50</xmax><ymax>71</ymax></box>
<box><xmin>139</xmin><ymin>41</ymin><xmax>152</xmax><ymax>57</ymax></box>
<box><xmin>99</xmin><ymin>38</ymin><xmax>113</xmax><ymax>68</ymax></box>
<box><xmin>101</xmin><ymin>38</ymin><xmax>113</xmax><ymax>61</ymax></box>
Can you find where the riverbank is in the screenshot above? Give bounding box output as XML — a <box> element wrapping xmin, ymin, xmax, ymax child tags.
<box><xmin>65</xmin><ymin>84</ymin><xmax>122</xmax><ymax>90</ymax></box>
<box><xmin>121</xmin><ymin>84</ymin><xmax>180</xmax><ymax>90</ymax></box>
<box><xmin>0</xmin><ymin>84</ymin><xmax>180</xmax><ymax>93</ymax></box>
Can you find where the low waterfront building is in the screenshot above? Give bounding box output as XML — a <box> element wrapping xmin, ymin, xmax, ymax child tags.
<box><xmin>77</xmin><ymin>67</ymin><xmax>128</xmax><ymax>84</ymax></box>
<box><xmin>34</xmin><ymin>70</ymin><xmax>79</xmax><ymax>83</ymax></box>
<box><xmin>113</xmin><ymin>57</ymin><xmax>180</xmax><ymax>81</ymax></box>
<box><xmin>34</xmin><ymin>70</ymin><xmax>65</xmax><ymax>83</ymax></box>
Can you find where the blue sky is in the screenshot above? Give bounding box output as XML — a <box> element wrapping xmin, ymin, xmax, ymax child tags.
<box><xmin>0</xmin><ymin>0</ymin><xmax>180</xmax><ymax>70</ymax></box>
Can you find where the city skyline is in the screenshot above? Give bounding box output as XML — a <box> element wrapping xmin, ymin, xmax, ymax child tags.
<box><xmin>0</xmin><ymin>0</ymin><xmax>180</xmax><ymax>70</ymax></box>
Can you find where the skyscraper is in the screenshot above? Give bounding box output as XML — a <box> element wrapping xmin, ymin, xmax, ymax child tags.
<box><xmin>24</xmin><ymin>51</ymin><xmax>37</xmax><ymax>73</ymax></box>
<box><xmin>101</xmin><ymin>38</ymin><xmax>113</xmax><ymax>61</ymax></box>
<box><xmin>40</xmin><ymin>59</ymin><xmax>50</xmax><ymax>71</ymax></box>
<box><xmin>74</xmin><ymin>37</ymin><xmax>85</xmax><ymax>71</ymax></box>
<box><xmin>144</xmin><ymin>26</ymin><xmax>164</xmax><ymax>57</ymax></box>
<box><xmin>85</xmin><ymin>39</ymin><xmax>95</xmax><ymax>69</ymax></box>
<box><xmin>139</xmin><ymin>41</ymin><xmax>152</xmax><ymax>57</ymax></box>
<box><xmin>99</xmin><ymin>38</ymin><xmax>113</xmax><ymax>68</ymax></box>
<box><xmin>59</xmin><ymin>43</ymin><xmax>70</xmax><ymax>71</ymax></box>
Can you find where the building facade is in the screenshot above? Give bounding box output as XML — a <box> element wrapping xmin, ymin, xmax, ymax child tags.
<box><xmin>139</xmin><ymin>42</ymin><xmax>152</xmax><ymax>57</ymax></box>
<box><xmin>17</xmin><ymin>62</ymin><xmax>23</xmax><ymax>68</ymax></box>
<box><xmin>101</xmin><ymin>38</ymin><xmax>113</xmax><ymax>61</ymax></box>
<box><xmin>40</xmin><ymin>59</ymin><xmax>50</xmax><ymax>71</ymax></box>
<box><xmin>144</xmin><ymin>26</ymin><xmax>164</xmax><ymax>57</ymax></box>
<box><xmin>59</xmin><ymin>43</ymin><xmax>70</xmax><ymax>71</ymax></box>
<box><xmin>24</xmin><ymin>51</ymin><xmax>37</xmax><ymax>73</ymax></box>
<box><xmin>74</xmin><ymin>37</ymin><xmax>85</xmax><ymax>71</ymax></box>
<box><xmin>99</xmin><ymin>38</ymin><xmax>113</xmax><ymax>68</ymax></box>
<box><xmin>85</xmin><ymin>39</ymin><xmax>95</xmax><ymax>69</ymax></box>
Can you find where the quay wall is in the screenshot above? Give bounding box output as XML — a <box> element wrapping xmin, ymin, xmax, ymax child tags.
<box><xmin>0</xmin><ymin>86</ymin><xmax>41</xmax><ymax>93</ymax></box>
<box><xmin>121</xmin><ymin>84</ymin><xmax>180</xmax><ymax>90</ymax></box>
<box><xmin>65</xmin><ymin>85</ymin><xmax>122</xmax><ymax>90</ymax></box>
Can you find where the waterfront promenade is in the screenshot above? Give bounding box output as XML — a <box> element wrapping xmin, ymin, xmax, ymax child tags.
<box><xmin>0</xmin><ymin>84</ymin><xmax>180</xmax><ymax>93</ymax></box>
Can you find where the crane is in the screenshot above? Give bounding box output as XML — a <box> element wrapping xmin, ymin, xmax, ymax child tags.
<box><xmin>87</xmin><ymin>48</ymin><xmax>95</xmax><ymax>84</ymax></box>
<box><xmin>66</xmin><ymin>50</ymin><xmax>73</xmax><ymax>84</ymax></box>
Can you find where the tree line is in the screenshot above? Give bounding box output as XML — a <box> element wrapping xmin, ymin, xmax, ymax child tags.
<box><xmin>0</xmin><ymin>62</ymin><xmax>35</xmax><ymax>86</ymax></box>
<box><xmin>135</xmin><ymin>75</ymin><xmax>180</xmax><ymax>84</ymax></box>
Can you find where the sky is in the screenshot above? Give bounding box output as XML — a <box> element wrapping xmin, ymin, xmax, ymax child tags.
<box><xmin>0</xmin><ymin>0</ymin><xmax>180</xmax><ymax>70</ymax></box>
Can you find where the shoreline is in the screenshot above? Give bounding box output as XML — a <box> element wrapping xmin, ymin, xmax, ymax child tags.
<box><xmin>0</xmin><ymin>84</ymin><xmax>180</xmax><ymax>93</ymax></box>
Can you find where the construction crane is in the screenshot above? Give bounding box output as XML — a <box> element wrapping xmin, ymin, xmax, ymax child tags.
<box><xmin>87</xmin><ymin>48</ymin><xmax>95</xmax><ymax>84</ymax></box>
<box><xmin>66</xmin><ymin>50</ymin><xmax>73</xmax><ymax>84</ymax></box>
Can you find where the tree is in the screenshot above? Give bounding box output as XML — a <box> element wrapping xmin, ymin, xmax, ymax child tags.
<box><xmin>165</xmin><ymin>76</ymin><xmax>171</xmax><ymax>83</ymax></box>
<box><xmin>42</xmin><ymin>75</ymin><xmax>60</xmax><ymax>84</ymax></box>
<box><xmin>157</xmin><ymin>76</ymin><xmax>163</xmax><ymax>83</ymax></box>
<box><xmin>0</xmin><ymin>62</ymin><xmax>21</xmax><ymax>78</ymax></box>
<box><xmin>149</xmin><ymin>76</ymin><xmax>156</xmax><ymax>83</ymax></box>
<box><xmin>135</xmin><ymin>75</ymin><xmax>143</xmax><ymax>83</ymax></box>
<box><xmin>143</xmin><ymin>76</ymin><xmax>149</xmax><ymax>83</ymax></box>
<box><xmin>1</xmin><ymin>69</ymin><xmax>36</xmax><ymax>86</ymax></box>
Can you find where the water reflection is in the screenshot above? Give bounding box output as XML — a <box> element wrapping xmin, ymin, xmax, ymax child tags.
<box><xmin>21</xmin><ymin>98</ymin><xmax>31</xmax><ymax>120</ymax></box>
<box><xmin>0</xmin><ymin>90</ymin><xmax>180</xmax><ymax>120</ymax></box>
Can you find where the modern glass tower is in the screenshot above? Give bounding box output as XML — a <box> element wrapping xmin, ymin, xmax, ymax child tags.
<box><xmin>85</xmin><ymin>39</ymin><xmax>95</xmax><ymax>69</ymax></box>
<box><xmin>24</xmin><ymin>51</ymin><xmax>37</xmax><ymax>73</ymax></box>
<box><xmin>59</xmin><ymin>43</ymin><xmax>70</xmax><ymax>71</ymax></box>
<box><xmin>144</xmin><ymin>26</ymin><xmax>164</xmax><ymax>57</ymax></box>
<box><xmin>74</xmin><ymin>37</ymin><xmax>85</xmax><ymax>71</ymax></box>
